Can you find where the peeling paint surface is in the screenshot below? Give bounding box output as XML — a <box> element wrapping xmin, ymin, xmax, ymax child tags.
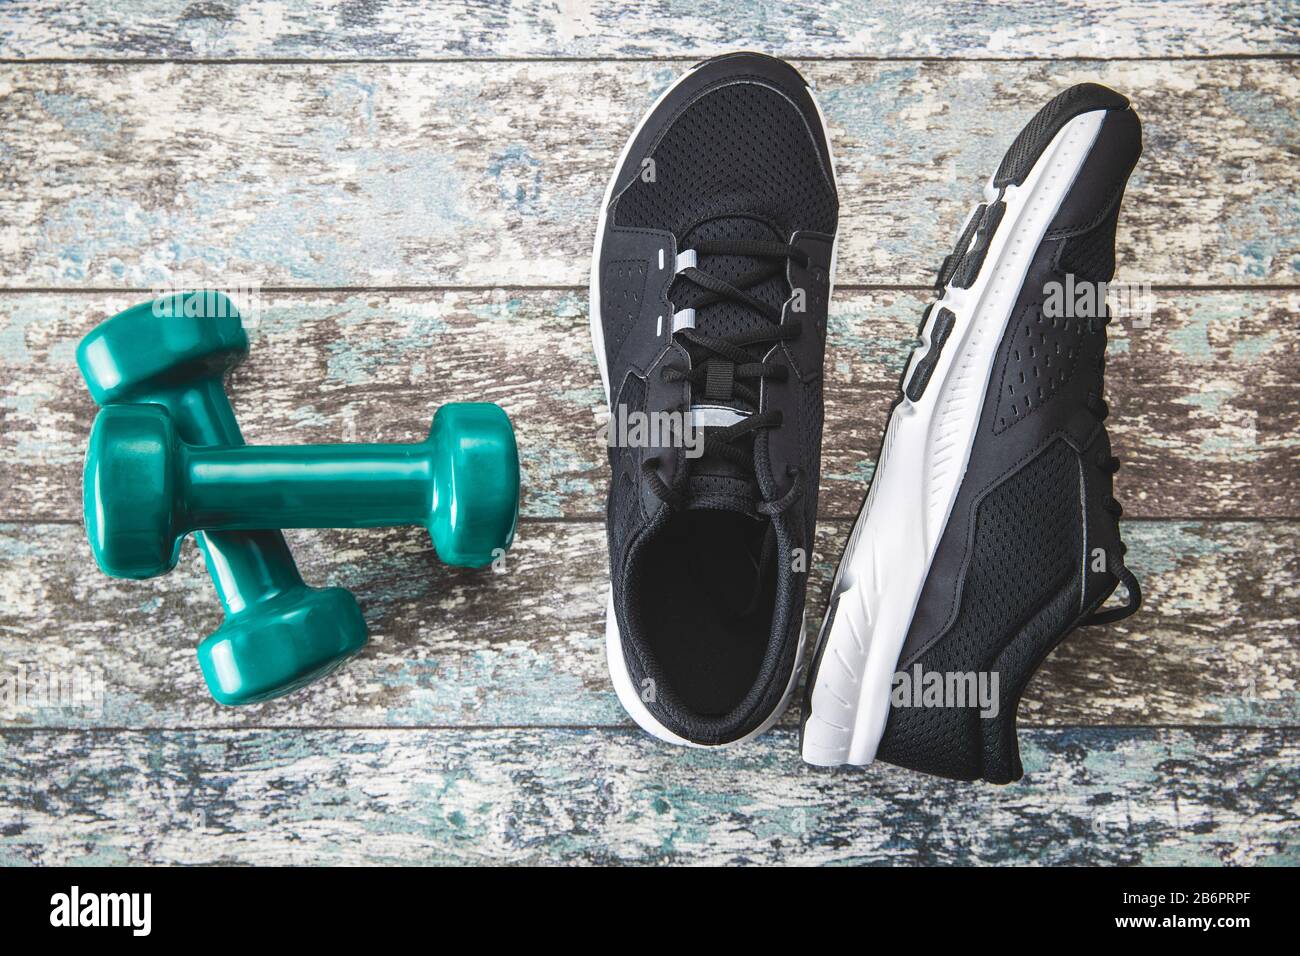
<box><xmin>0</xmin><ymin>61</ymin><xmax>1297</xmax><ymax>287</ymax></box>
<box><xmin>2</xmin><ymin>1</ymin><xmax>1297</xmax><ymax>59</ymax></box>
<box><xmin>0</xmin><ymin>729</ymin><xmax>1294</xmax><ymax>865</ymax></box>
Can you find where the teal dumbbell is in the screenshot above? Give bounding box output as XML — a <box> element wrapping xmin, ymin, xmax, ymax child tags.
<box><xmin>78</xmin><ymin>292</ymin><xmax>368</xmax><ymax>705</ymax></box>
<box><xmin>85</xmin><ymin>401</ymin><xmax>520</xmax><ymax>576</ymax></box>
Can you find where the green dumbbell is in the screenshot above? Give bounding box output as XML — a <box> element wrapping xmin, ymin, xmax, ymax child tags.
<box><xmin>77</xmin><ymin>292</ymin><xmax>368</xmax><ymax>706</ymax></box>
<box><xmin>85</xmin><ymin>401</ymin><xmax>520</xmax><ymax>576</ymax></box>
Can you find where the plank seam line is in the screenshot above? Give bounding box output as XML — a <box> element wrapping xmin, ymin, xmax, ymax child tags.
<box><xmin>0</xmin><ymin>724</ymin><xmax>1290</xmax><ymax>734</ymax></box>
<box><xmin>5</xmin><ymin>516</ymin><xmax>1296</xmax><ymax>527</ymax></box>
<box><xmin>2</xmin><ymin>284</ymin><xmax>1296</xmax><ymax>295</ymax></box>
<box><xmin>1</xmin><ymin>54</ymin><xmax>1297</xmax><ymax>65</ymax></box>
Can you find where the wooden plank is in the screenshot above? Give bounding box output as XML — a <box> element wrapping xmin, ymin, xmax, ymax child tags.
<box><xmin>0</xmin><ymin>727</ymin><xmax>1293</xmax><ymax>864</ymax></box>
<box><xmin>2</xmin><ymin>290</ymin><xmax>1294</xmax><ymax>521</ymax></box>
<box><xmin>3</xmin><ymin>0</ymin><xmax>1297</xmax><ymax>60</ymax></box>
<box><xmin>0</xmin><ymin>60</ymin><xmax>1295</xmax><ymax>288</ymax></box>
<box><xmin>1</xmin><ymin>520</ymin><xmax>1293</xmax><ymax>729</ymax></box>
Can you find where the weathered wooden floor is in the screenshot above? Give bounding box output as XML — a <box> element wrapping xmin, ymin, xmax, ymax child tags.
<box><xmin>0</xmin><ymin>1</ymin><xmax>1296</xmax><ymax>865</ymax></box>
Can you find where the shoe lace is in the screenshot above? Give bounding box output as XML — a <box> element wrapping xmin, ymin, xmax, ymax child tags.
<box><xmin>1080</xmin><ymin>354</ymin><xmax>1142</xmax><ymax>626</ymax></box>
<box><xmin>643</xmin><ymin>239</ymin><xmax>808</xmax><ymax>517</ymax></box>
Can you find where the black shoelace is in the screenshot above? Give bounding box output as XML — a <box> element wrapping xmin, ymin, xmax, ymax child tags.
<box><xmin>643</xmin><ymin>239</ymin><xmax>808</xmax><ymax>517</ymax></box>
<box><xmin>1080</xmin><ymin>336</ymin><xmax>1142</xmax><ymax>626</ymax></box>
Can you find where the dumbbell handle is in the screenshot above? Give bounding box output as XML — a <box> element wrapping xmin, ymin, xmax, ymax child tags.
<box><xmin>155</xmin><ymin>379</ymin><xmax>316</xmax><ymax>610</ymax></box>
<box><xmin>180</xmin><ymin>441</ymin><xmax>442</xmax><ymax>531</ymax></box>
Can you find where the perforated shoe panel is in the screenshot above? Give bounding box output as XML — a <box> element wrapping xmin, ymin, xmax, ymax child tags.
<box><xmin>601</xmin><ymin>259</ymin><xmax>649</xmax><ymax>372</ymax></box>
<box><xmin>615</xmin><ymin>82</ymin><xmax>838</xmax><ymax>240</ymax></box>
<box><xmin>992</xmin><ymin>304</ymin><xmax>1087</xmax><ymax>434</ymax></box>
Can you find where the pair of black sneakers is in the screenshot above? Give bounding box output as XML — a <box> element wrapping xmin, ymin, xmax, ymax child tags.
<box><xmin>591</xmin><ymin>53</ymin><xmax>1143</xmax><ymax>783</ymax></box>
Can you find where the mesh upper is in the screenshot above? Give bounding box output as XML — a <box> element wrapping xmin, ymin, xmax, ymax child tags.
<box><xmin>670</xmin><ymin>217</ymin><xmax>791</xmax><ymax>340</ymax></box>
<box><xmin>615</xmin><ymin>82</ymin><xmax>837</xmax><ymax>240</ymax></box>
<box><xmin>991</xmin><ymin>201</ymin><xmax>1121</xmax><ymax>435</ymax></box>
<box><xmin>603</xmin><ymin>68</ymin><xmax>836</xmax><ymax>744</ymax></box>
<box><xmin>1058</xmin><ymin>202</ymin><xmax>1121</xmax><ymax>285</ymax></box>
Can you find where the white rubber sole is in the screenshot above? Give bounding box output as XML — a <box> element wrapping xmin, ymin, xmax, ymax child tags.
<box><xmin>801</xmin><ymin>109</ymin><xmax>1108</xmax><ymax>767</ymax></box>
<box><xmin>590</xmin><ymin>61</ymin><xmax>838</xmax><ymax>747</ymax></box>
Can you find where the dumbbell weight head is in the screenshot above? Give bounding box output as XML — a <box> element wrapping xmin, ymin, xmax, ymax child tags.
<box><xmin>77</xmin><ymin>293</ymin><xmax>248</xmax><ymax>409</ymax></box>
<box><xmin>427</xmin><ymin>402</ymin><xmax>520</xmax><ymax>568</ymax></box>
<box><xmin>195</xmin><ymin>586</ymin><xmax>367</xmax><ymax>705</ymax></box>
<box><xmin>83</xmin><ymin>403</ymin><xmax>182</xmax><ymax>579</ymax></box>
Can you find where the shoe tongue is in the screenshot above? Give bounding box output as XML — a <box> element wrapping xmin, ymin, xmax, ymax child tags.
<box><xmin>682</xmin><ymin>471</ymin><xmax>761</xmax><ymax>518</ymax></box>
<box><xmin>680</xmin><ymin>424</ymin><xmax>761</xmax><ymax>518</ymax></box>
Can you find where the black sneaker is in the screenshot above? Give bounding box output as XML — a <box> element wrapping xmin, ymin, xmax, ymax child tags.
<box><xmin>591</xmin><ymin>53</ymin><xmax>839</xmax><ymax>746</ymax></box>
<box><xmin>801</xmin><ymin>84</ymin><xmax>1143</xmax><ymax>781</ymax></box>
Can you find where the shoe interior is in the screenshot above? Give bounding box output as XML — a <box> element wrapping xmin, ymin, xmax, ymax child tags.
<box><xmin>634</xmin><ymin>509</ymin><xmax>777</xmax><ymax>716</ymax></box>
